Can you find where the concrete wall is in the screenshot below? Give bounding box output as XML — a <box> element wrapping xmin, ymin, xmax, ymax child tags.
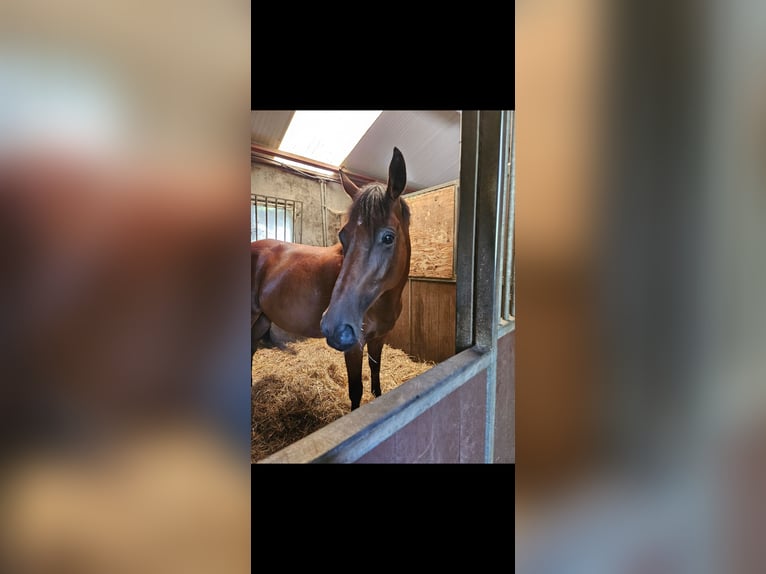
<box><xmin>251</xmin><ymin>163</ymin><xmax>352</xmax><ymax>246</ymax></box>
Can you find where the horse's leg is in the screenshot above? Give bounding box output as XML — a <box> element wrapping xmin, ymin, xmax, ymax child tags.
<box><xmin>367</xmin><ymin>336</ymin><xmax>385</xmax><ymax>398</ymax></box>
<box><xmin>251</xmin><ymin>313</ymin><xmax>271</xmax><ymax>357</ymax></box>
<box><xmin>344</xmin><ymin>345</ymin><xmax>364</xmax><ymax>410</ymax></box>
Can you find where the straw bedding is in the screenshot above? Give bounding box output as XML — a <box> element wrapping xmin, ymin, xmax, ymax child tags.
<box><xmin>251</xmin><ymin>338</ymin><xmax>433</xmax><ymax>462</ymax></box>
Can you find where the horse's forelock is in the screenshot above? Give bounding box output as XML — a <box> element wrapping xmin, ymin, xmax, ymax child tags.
<box><xmin>349</xmin><ymin>184</ymin><xmax>388</xmax><ymax>227</ymax></box>
<box><xmin>348</xmin><ymin>184</ymin><xmax>409</xmax><ymax>229</ymax></box>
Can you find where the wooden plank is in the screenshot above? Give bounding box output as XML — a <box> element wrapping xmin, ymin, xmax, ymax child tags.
<box><xmin>384</xmin><ymin>279</ymin><xmax>411</xmax><ymax>355</ymax></box>
<box><xmin>410</xmin><ymin>280</ymin><xmax>456</xmax><ymax>363</ymax></box>
<box><xmin>406</xmin><ymin>185</ymin><xmax>456</xmax><ymax>279</ymax></box>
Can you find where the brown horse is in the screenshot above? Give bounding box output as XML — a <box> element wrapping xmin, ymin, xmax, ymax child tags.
<box><xmin>251</xmin><ymin>147</ymin><xmax>411</xmax><ymax>410</ymax></box>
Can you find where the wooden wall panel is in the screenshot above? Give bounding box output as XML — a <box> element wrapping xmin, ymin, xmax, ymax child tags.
<box><xmin>385</xmin><ymin>183</ymin><xmax>458</xmax><ymax>360</ymax></box>
<box><xmin>410</xmin><ymin>280</ymin><xmax>456</xmax><ymax>363</ymax></box>
<box><xmin>406</xmin><ymin>185</ymin><xmax>456</xmax><ymax>279</ymax></box>
<box><xmin>385</xmin><ymin>279</ymin><xmax>411</xmax><ymax>355</ymax></box>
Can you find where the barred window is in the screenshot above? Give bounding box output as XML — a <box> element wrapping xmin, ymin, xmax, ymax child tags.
<box><xmin>250</xmin><ymin>194</ymin><xmax>302</xmax><ymax>243</ymax></box>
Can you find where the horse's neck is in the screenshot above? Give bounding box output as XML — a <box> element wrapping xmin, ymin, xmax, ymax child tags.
<box><xmin>317</xmin><ymin>242</ymin><xmax>343</xmax><ymax>280</ymax></box>
<box><xmin>365</xmin><ymin>268</ymin><xmax>409</xmax><ymax>335</ymax></box>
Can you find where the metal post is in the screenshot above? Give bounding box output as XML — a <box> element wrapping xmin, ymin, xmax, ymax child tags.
<box><xmin>474</xmin><ymin>110</ymin><xmax>507</xmax><ymax>351</ymax></box>
<box><xmin>282</xmin><ymin>200</ymin><xmax>287</xmax><ymax>242</ymax></box>
<box><xmin>456</xmin><ymin>111</ymin><xmax>480</xmax><ymax>352</ymax></box>
<box><xmin>298</xmin><ymin>201</ymin><xmax>303</xmax><ymax>243</ymax></box>
<box><xmin>321</xmin><ymin>180</ymin><xmax>328</xmax><ymax>247</ymax></box>
<box><xmin>496</xmin><ymin>113</ymin><xmax>510</xmax><ymax>322</ymax></box>
<box><xmin>473</xmin><ymin>110</ymin><xmax>510</xmax><ymax>462</ymax></box>
<box><xmin>504</xmin><ymin>111</ymin><xmax>516</xmax><ymax>320</ymax></box>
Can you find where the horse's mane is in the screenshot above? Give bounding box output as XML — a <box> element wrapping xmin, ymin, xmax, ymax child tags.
<box><xmin>348</xmin><ymin>183</ymin><xmax>410</xmax><ymax>228</ymax></box>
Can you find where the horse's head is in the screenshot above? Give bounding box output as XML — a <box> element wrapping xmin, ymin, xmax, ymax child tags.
<box><xmin>320</xmin><ymin>147</ymin><xmax>411</xmax><ymax>352</ymax></box>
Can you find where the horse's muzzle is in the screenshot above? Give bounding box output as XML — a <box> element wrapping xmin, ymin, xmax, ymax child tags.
<box><xmin>323</xmin><ymin>323</ymin><xmax>356</xmax><ymax>352</ymax></box>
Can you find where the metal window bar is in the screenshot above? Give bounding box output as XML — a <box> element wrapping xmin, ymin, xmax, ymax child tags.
<box><xmin>497</xmin><ymin>111</ymin><xmax>516</xmax><ymax>322</ymax></box>
<box><xmin>496</xmin><ymin>113</ymin><xmax>510</xmax><ymax>322</ymax></box>
<box><xmin>508</xmin><ymin>112</ymin><xmax>516</xmax><ymax>318</ymax></box>
<box><xmin>251</xmin><ymin>194</ymin><xmax>303</xmax><ymax>244</ymax></box>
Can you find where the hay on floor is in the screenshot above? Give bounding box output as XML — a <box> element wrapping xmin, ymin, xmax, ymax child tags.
<box><xmin>251</xmin><ymin>338</ymin><xmax>433</xmax><ymax>462</ymax></box>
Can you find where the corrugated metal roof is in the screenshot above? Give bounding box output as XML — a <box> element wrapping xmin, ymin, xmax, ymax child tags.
<box><xmin>250</xmin><ymin>110</ymin><xmax>461</xmax><ymax>192</ymax></box>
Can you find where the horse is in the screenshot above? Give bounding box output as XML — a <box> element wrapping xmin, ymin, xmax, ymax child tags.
<box><xmin>251</xmin><ymin>147</ymin><xmax>411</xmax><ymax>410</ymax></box>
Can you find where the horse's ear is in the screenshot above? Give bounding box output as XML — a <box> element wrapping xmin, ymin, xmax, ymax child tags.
<box><xmin>386</xmin><ymin>147</ymin><xmax>407</xmax><ymax>200</ymax></box>
<box><xmin>339</xmin><ymin>170</ymin><xmax>360</xmax><ymax>200</ymax></box>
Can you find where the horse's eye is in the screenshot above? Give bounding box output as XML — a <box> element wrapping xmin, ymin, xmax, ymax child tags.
<box><xmin>382</xmin><ymin>232</ymin><xmax>395</xmax><ymax>245</ymax></box>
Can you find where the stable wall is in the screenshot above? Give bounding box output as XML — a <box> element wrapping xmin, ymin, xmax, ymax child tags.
<box><xmin>385</xmin><ymin>182</ymin><xmax>458</xmax><ymax>364</ymax></box>
<box><xmin>251</xmin><ymin>163</ymin><xmax>351</xmax><ymax>246</ymax></box>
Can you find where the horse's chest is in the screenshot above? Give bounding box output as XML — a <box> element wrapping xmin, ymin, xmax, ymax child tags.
<box><xmin>362</xmin><ymin>310</ymin><xmax>395</xmax><ymax>340</ymax></box>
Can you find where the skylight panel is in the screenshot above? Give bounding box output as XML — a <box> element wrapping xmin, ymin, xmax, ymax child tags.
<box><xmin>278</xmin><ymin>110</ymin><xmax>381</xmax><ymax>166</ymax></box>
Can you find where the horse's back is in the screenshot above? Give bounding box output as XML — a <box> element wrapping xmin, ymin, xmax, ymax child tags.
<box><xmin>251</xmin><ymin>239</ymin><xmax>341</xmax><ymax>288</ymax></box>
<box><xmin>251</xmin><ymin>239</ymin><xmax>342</xmax><ymax>338</ymax></box>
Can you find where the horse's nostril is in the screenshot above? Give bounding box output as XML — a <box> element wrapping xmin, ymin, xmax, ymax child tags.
<box><xmin>336</xmin><ymin>324</ymin><xmax>355</xmax><ymax>346</ymax></box>
<box><xmin>323</xmin><ymin>323</ymin><xmax>356</xmax><ymax>352</ymax></box>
